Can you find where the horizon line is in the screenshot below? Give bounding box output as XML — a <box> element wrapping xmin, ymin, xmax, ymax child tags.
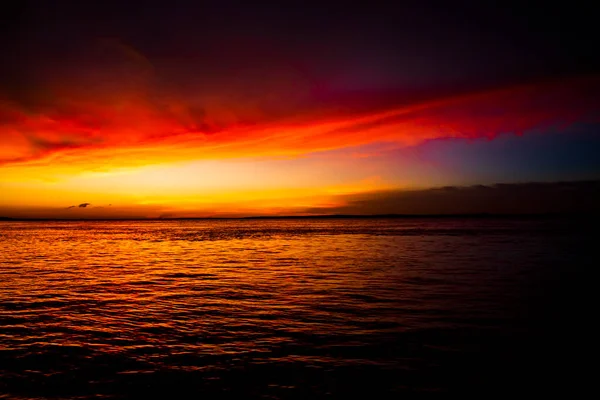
<box><xmin>1</xmin><ymin>212</ymin><xmax>597</xmax><ymax>222</ymax></box>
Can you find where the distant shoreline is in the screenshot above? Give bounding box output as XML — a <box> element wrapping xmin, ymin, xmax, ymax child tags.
<box><xmin>1</xmin><ymin>213</ymin><xmax>596</xmax><ymax>222</ymax></box>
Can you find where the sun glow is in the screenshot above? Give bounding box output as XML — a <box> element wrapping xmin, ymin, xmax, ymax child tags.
<box><xmin>1</xmin><ymin>76</ymin><xmax>598</xmax><ymax>218</ymax></box>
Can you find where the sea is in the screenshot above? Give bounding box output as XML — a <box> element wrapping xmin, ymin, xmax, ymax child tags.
<box><xmin>0</xmin><ymin>218</ymin><xmax>594</xmax><ymax>398</ymax></box>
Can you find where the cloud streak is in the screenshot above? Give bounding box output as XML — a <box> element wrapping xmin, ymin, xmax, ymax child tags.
<box><xmin>1</xmin><ymin>66</ymin><xmax>598</xmax><ymax>173</ymax></box>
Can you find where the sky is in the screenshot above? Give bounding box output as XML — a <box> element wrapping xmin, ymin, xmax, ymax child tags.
<box><xmin>1</xmin><ymin>0</ymin><xmax>599</xmax><ymax>218</ymax></box>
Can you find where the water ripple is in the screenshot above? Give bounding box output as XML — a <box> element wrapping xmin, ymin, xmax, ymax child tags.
<box><xmin>0</xmin><ymin>218</ymin><xmax>591</xmax><ymax>398</ymax></box>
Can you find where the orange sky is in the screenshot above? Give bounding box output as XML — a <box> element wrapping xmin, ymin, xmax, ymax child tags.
<box><xmin>1</xmin><ymin>75</ymin><xmax>599</xmax><ymax>218</ymax></box>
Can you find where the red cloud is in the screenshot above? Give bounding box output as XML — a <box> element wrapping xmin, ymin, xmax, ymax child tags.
<box><xmin>1</xmin><ymin>75</ymin><xmax>598</xmax><ymax>169</ymax></box>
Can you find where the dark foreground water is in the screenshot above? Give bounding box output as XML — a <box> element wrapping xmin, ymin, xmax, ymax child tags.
<box><xmin>0</xmin><ymin>218</ymin><xmax>593</xmax><ymax>398</ymax></box>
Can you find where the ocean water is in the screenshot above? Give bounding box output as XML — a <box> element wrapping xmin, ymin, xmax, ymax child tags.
<box><xmin>0</xmin><ymin>218</ymin><xmax>592</xmax><ymax>398</ymax></box>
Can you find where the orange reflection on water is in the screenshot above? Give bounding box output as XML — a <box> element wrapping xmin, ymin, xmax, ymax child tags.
<box><xmin>0</xmin><ymin>218</ymin><xmax>556</xmax><ymax>396</ymax></box>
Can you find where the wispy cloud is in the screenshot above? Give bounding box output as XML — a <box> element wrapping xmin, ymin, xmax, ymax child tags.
<box><xmin>1</xmin><ymin>74</ymin><xmax>598</xmax><ymax>173</ymax></box>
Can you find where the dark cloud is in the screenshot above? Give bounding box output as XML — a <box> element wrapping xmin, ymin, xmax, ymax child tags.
<box><xmin>304</xmin><ymin>180</ymin><xmax>600</xmax><ymax>215</ymax></box>
<box><xmin>66</xmin><ymin>203</ymin><xmax>91</xmax><ymax>209</ymax></box>
<box><xmin>2</xmin><ymin>1</ymin><xmax>599</xmax><ymax>110</ymax></box>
